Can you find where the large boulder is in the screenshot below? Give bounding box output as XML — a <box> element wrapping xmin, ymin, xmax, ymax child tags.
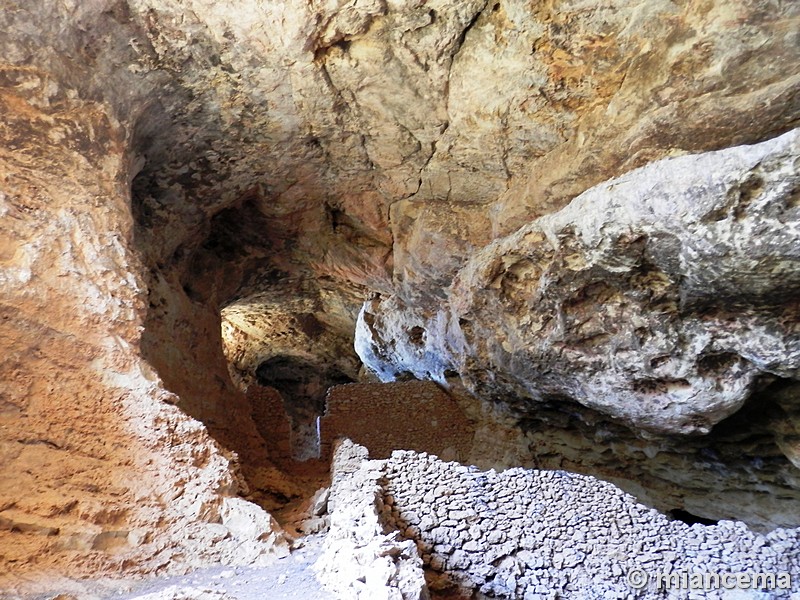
<box><xmin>357</xmin><ymin>129</ymin><xmax>800</xmax><ymax>436</ymax></box>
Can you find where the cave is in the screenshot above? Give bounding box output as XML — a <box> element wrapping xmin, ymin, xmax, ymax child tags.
<box><xmin>667</xmin><ymin>510</ymin><xmax>719</xmax><ymax>527</ymax></box>
<box><xmin>1</xmin><ymin>1</ymin><xmax>800</xmax><ymax>599</ymax></box>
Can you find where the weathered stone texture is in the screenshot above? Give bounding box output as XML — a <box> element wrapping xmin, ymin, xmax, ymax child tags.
<box><xmin>320</xmin><ymin>441</ymin><xmax>800</xmax><ymax>599</ymax></box>
<box><xmin>316</xmin><ymin>439</ymin><xmax>429</xmax><ymax>600</ymax></box>
<box><xmin>359</xmin><ymin>130</ymin><xmax>800</xmax><ymax>435</ymax></box>
<box><xmin>247</xmin><ymin>385</ymin><xmax>293</xmax><ymax>466</ymax></box>
<box><xmin>1</xmin><ymin>0</ymin><xmax>799</xmax><ymax>590</ymax></box>
<box><xmin>0</xmin><ymin>3</ymin><xmax>289</xmax><ymax>585</ymax></box>
<box><xmin>381</xmin><ymin>448</ymin><xmax>800</xmax><ymax>599</ymax></box>
<box><xmin>357</xmin><ymin>131</ymin><xmax>800</xmax><ymax>527</ymax></box>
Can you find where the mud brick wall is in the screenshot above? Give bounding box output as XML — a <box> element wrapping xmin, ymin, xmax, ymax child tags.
<box><xmin>321</xmin><ymin>381</ymin><xmax>476</xmax><ymax>461</ymax></box>
<box><xmin>246</xmin><ymin>385</ymin><xmax>292</xmax><ymax>464</ymax></box>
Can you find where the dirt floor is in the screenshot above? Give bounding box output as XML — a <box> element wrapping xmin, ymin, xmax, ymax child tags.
<box><xmin>0</xmin><ymin>455</ymin><xmax>335</xmax><ymax>600</ymax></box>
<box><xmin>0</xmin><ymin>532</ymin><xmax>333</xmax><ymax>600</ymax></box>
<box><xmin>117</xmin><ymin>533</ymin><xmax>335</xmax><ymax>600</ymax></box>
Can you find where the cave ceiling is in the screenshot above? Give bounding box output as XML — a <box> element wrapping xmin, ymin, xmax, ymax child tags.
<box><xmin>2</xmin><ymin>0</ymin><xmax>799</xmax><ymax>530</ymax></box>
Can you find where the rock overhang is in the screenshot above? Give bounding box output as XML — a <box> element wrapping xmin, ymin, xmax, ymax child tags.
<box><xmin>1</xmin><ymin>0</ymin><xmax>800</xmax><ymax>583</ymax></box>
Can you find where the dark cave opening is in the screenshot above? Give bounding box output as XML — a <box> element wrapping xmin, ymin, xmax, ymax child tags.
<box><xmin>668</xmin><ymin>509</ymin><xmax>719</xmax><ymax>526</ymax></box>
<box><xmin>255</xmin><ymin>355</ymin><xmax>355</xmax><ymax>461</ymax></box>
<box><xmin>255</xmin><ymin>355</ymin><xmax>354</xmax><ymax>418</ymax></box>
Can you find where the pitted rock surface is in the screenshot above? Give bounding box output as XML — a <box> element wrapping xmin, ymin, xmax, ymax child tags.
<box><xmin>357</xmin><ymin>129</ymin><xmax>800</xmax><ymax>436</ymax></box>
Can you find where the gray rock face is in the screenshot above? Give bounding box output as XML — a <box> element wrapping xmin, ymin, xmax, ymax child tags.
<box><xmin>357</xmin><ymin>129</ymin><xmax>800</xmax><ymax>436</ymax></box>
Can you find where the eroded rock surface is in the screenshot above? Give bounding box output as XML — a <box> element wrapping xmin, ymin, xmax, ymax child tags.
<box><xmin>357</xmin><ymin>131</ymin><xmax>800</xmax><ymax>527</ymax></box>
<box><xmin>0</xmin><ymin>70</ymin><xmax>289</xmax><ymax>586</ymax></box>
<box><xmin>358</xmin><ymin>129</ymin><xmax>800</xmax><ymax>436</ymax></box>
<box><xmin>0</xmin><ymin>1</ymin><xmax>291</xmax><ymax>584</ymax></box>
<box><xmin>1</xmin><ymin>0</ymin><xmax>799</xmax><ymax>588</ymax></box>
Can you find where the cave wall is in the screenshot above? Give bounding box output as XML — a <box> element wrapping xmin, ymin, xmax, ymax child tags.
<box><xmin>0</xmin><ymin>68</ymin><xmax>288</xmax><ymax>586</ymax></box>
<box><xmin>0</xmin><ymin>63</ymin><xmax>151</xmax><ymax>575</ymax></box>
<box><xmin>140</xmin><ymin>265</ymin><xmax>277</xmax><ymax>487</ymax></box>
<box><xmin>0</xmin><ymin>3</ymin><xmax>290</xmax><ymax>587</ymax></box>
<box><xmin>356</xmin><ymin>131</ymin><xmax>800</xmax><ymax>528</ymax></box>
<box><xmin>0</xmin><ymin>0</ymin><xmax>799</xmax><ymax>589</ymax></box>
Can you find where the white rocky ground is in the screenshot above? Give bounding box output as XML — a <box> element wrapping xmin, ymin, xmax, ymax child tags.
<box><xmin>0</xmin><ymin>534</ymin><xmax>333</xmax><ymax>600</ymax></box>
<box><xmin>118</xmin><ymin>535</ymin><xmax>335</xmax><ymax>600</ymax></box>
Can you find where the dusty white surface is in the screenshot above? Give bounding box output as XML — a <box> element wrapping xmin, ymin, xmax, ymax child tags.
<box><xmin>1</xmin><ymin>535</ymin><xmax>332</xmax><ymax>600</ymax></box>
<box><xmin>119</xmin><ymin>536</ymin><xmax>334</xmax><ymax>600</ymax></box>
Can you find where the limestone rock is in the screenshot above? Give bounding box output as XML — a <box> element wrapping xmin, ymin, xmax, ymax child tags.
<box><xmin>355</xmin><ymin>131</ymin><xmax>800</xmax><ymax>529</ymax></box>
<box><xmin>309</xmin><ymin>487</ymin><xmax>330</xmax><ymax>518</ymax></box>
<box><xmin>357</xmin><ymin>129</ymin><xmax>800</xmax><ymax>436</ymax></box>
<box><xmin>1</xmin><ymin>0</ymin><xmax>799</xmax><ymax>588</ymax></box>
<box><xmin>220</xmin><ymin>497</ymin><xmax>288</xmax><ymax>546</ymax></box>
<box><xmin>316</xmin><ymin>440</ymin><xmax>430</xmax><ymax>600</ymax></box>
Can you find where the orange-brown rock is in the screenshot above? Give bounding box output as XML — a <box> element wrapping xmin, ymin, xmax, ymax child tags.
<box><xmin>0</xmin><ymin>0</ymin><xmax>798</xmax><ymax>591</ymax></box>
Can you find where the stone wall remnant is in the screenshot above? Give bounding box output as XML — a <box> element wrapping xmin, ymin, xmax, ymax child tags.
<box><xmin>315</xmin><ymin>439</ymin><xmax>430</xmax><ymax>600</ymax></box>
<box><xmin>322</xmin><ymin>381</ymin><xmax>476</xmax><ymax>462</ymax></box>
<box><xmin>320</xmin><ymin>441</ymin><xmax>800</xmax><ymax>599</ymax></box>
